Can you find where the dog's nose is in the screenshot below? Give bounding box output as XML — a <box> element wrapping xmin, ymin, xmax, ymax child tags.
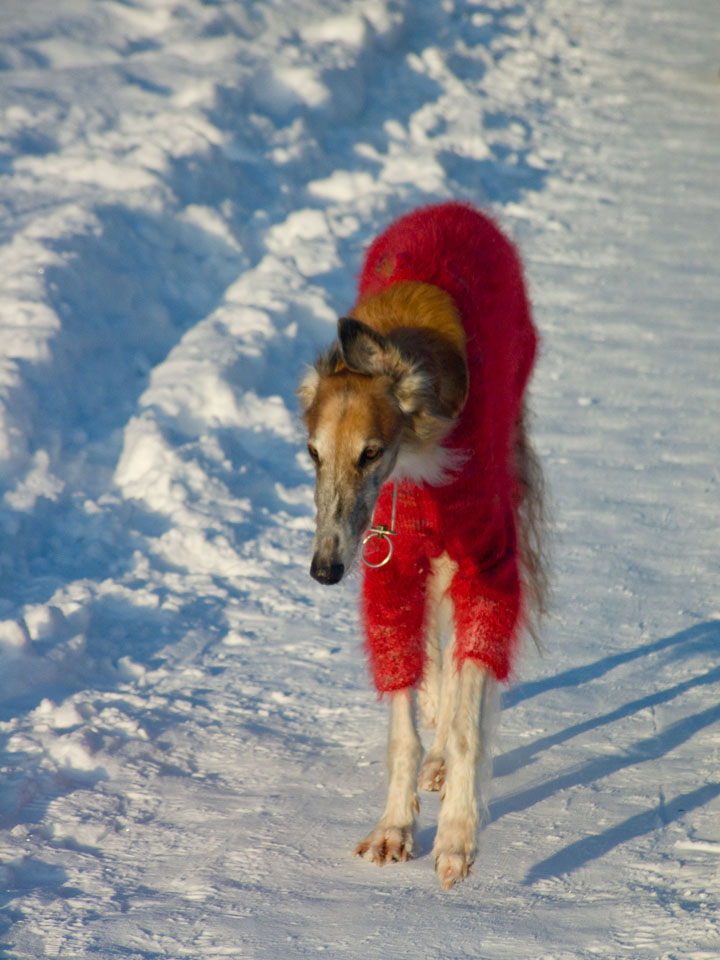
<box><xmin>310</xmin><ymin>555</ymin><xmax>345</xmax><ymax>585</ymax></box>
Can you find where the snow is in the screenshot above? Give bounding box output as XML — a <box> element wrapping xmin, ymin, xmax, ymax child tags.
<box><xmin>0</xmin><ymin>0</ymin><xmax>719</xmax><ymax>956</ymax></box>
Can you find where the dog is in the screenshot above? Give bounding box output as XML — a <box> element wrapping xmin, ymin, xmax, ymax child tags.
<box><xmin>298</xmin><ymin>202</ymin><xmax>548</xmax><ymax>888</ymax></box>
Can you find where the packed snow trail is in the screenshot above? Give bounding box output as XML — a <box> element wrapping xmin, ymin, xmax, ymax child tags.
<box><xmin>0</xmin><ymin>0</ymin><xmax>719</xmax><ymax>957</ymax></box>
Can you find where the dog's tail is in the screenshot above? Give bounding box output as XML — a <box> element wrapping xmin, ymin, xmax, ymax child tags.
<box><xmin>514</xmin><ymin>404</ymin><xmax>552</xmax><ymax>649</ymax></box>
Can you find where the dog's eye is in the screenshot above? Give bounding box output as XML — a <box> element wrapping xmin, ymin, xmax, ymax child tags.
<box><xmin>359</xmin><ymin>446</ymin><xmax>383</xmax><ymax>468</ymax></box>
<box><xmin>307</xmin><ymin>444</ymin><xmax>320</xmax><ymax>465</ymax></box>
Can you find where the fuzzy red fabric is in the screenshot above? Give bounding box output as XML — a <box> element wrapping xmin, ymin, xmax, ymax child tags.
<box><xmin>357</xmin><ymin>202</ymin><xmax>537</xmax><ymax>693</ymax></box>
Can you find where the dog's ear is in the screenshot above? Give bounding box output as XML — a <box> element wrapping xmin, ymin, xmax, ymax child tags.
<box><xmin>297</xmin><ymin>366</ymin><xmax>320</xmax><ymax>414</ymax></box>
<box><xmin>393</xmin><ymin>366</ymin><xmax>434</xmax><ymax>417</ymax></box>
<box><xmin>337</xmin><ymin>317</ymin><xmax>389</xmax><ymax>375</ymax></box>
<box><xmin>338</xmin><ymin>317</ymin><xmax>435</xmax><ymax>418</ymax></box>
<box><xmin>298</xmin><ymin>344</ymin><xmax>344</xmax><ymax>414</ymax></box>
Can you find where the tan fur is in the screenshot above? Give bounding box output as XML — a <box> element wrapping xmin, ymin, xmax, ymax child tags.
<box><xmin>305</xmin><ymin>370</ymin><xmax>402</xmax><ymax>453</ymax></box>
<box><xmin>352</xmin><ymin>281</ymin><xmax>465</xmax><ymax>350</ymax></box>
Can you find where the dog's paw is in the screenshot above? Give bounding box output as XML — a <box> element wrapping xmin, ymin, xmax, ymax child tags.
<box><xmin>418</xmin><ymin>754</ymin><xmax>446</xmax><ymax>792</ymax></box>
<box><xmin>434</xmin><ymin>848</ymin><xmax>474</xmax><ymax>889</ymax></box>
<box><xmin>355</xmin><ymin>825</ymin><xmax>415</xmax><ymax>865</ymax></box>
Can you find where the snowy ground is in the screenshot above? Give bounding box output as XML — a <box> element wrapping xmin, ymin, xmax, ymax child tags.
<box><xmin>0</xmin><ymin>0</ymin><xmax>719</xmax><ymax>957</ymax></box>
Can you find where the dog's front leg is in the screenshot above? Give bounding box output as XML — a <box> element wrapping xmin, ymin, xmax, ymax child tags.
<box><xmin>433</xmin><ymin>660</ymin><xmax>497</xmax><ymax>889</ymax></box>
<box><xmin>355</xmin><ymin>689</ymin><xmax>421</xmax><ymax>864</ymax></box>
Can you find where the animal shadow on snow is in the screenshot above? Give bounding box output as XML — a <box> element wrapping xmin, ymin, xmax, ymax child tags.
<box><xmin>493</xmin><ymin>621</ymin><xmax>720</xmax><ymax>883</ymax></box>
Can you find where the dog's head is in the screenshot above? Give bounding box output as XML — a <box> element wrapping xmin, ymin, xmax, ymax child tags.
<box><xmin>298</xmin><ymin>318</ymin><xmax>415</xmax><ymax>584</ymax></box>
<box><xmin>299</xmin><ymin>298</ymin><xmax>467</xmax><ymax>585</ymax></box>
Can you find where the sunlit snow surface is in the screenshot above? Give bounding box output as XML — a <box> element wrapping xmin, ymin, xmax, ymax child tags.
<box><xmin>0</xmin><ymin>1</ymin><xmax>719</xmax><ymax>956</ymax></box>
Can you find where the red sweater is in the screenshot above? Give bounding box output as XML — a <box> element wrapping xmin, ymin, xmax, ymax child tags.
<box><xmin>357</xmin><ymin>203</ymin><xmax>537</xmax><ymax>693</ymax></box>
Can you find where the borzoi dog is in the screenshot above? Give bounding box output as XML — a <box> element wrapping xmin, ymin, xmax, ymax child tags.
<box><xmin>298</xmin><ymin>202</ymin><xmax>548</xmax><ymax>889</ymax></box>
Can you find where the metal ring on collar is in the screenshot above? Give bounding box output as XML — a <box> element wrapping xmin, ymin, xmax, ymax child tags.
<box><xmin>361</xmin><ymin>527</ymin><xmax>394</xmax><ymax>568</ymax></box>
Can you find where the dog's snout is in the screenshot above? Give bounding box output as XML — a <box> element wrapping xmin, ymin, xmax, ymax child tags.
<box><xmin>310</xmin><ymin>555</ymin><xmax>345</xmax><ymax>585</ymax></box>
